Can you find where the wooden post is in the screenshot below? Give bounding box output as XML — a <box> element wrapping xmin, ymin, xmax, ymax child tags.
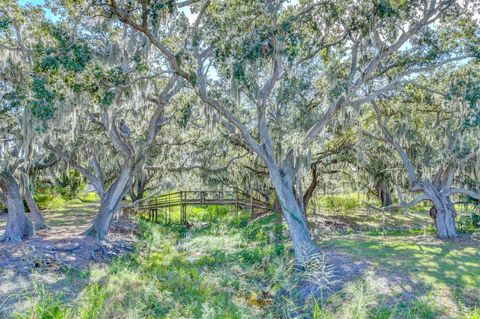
<box><xmin>181</xmin><ymin>191</ymin><xmax>185</xmax><ymax>225</ymax></box>
<box><xmin>235</xmin><ymin>192</ymin><xmax>239</xmax><ymax>216</ymax></box>
<box><xmin>250</xmin><ymin>193</ymin><xmax>254</xmax><ymax>216</ymax></box>
<box><xmin>166</xmin><ymin>194</ymin><xmax>170</xmax><ymax>224</ymax></box>
<box><xmin>183</xmin><ymin>205</ymin><xmax>187</xmax><ymax>224</ymax></box>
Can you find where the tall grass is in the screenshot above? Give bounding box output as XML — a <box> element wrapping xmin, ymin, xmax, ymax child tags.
<box><xmin>13</xmin><ymin>207</ymin><xmax>480</xmax><ymax>319</ymax></box>
<box><xmin>14</xmin><ymin>282</ymin><xmax>71</xmax><ymax>319</ymax></box>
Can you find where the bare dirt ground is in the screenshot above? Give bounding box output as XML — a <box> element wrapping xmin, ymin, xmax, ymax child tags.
<box><xmin>0</xmin><ymin>204</ymin><xmax>139</xmax><ymax>317</ymax></box>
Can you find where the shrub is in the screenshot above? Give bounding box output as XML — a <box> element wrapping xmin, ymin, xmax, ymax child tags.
<box><xmin>34</xmin><ymin>192</ymin><xmax>66</xmax><ymax>210</ymax></box>
<box><xmin>319</xmin><ymin>194</ymin><xmax>362</xmax><ymax>214</ymax></box>
<box><xmin>240</xmin><ymin>247</ymin><xmax>265</xmax><ymax>265</ymax></box>
<box><xmin>457</xmin><ymin>213</ymin><xmax>480</xmax><ymax>233</ymax></box>
<box><xmin>54</xmin><ymin>170</ymin><xmax>87</xmax><ymax>200</ymax></box>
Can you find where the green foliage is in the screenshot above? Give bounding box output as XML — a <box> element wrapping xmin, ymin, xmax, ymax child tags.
<box><xmin>239</xmin><ymin>247</ymin><xmax>265</xmax><ymax>265</ymax></box>
<box><xmin>318</xmin><ymin>194</ymin><xmax>362</xmax><ymax>214</ymax></box>
<box><xmin>78</xmin><ymin>64</ymin><xmax>129</xmax><ymax>107</ymax></box>
<box><xmin>0</xmin><ymin>16</ymin><xmax>11</xmax><ymax>32</ymax></box>
<box><xmin>54</xmin><ymin>170</ymin><xmax>87</xmax><ymax>200</ymax></box>
<box><xmin>241</xmin><ymin>213</ymin><xmax>279</xmax><ymax>241</ymax></box>
<box><xmin>33</xmin><ymin>23</ymin><xmax>91</xmax><ymax>73</ymax></box>
<box><xmin>34</xmin><ymin>192</ymin><xmax>66</xmax><ymax>210</ymax></box>
<box><xmin>148</xmin><ymin>0</ymin><xmax>176</xmax><ymax>28</ymax></box>
<box><xmin>177</xmin><ymin>103</ymin><xmax>193</xmax><ymax>128</ymax></box>
<box><xmin>14</xmin><ymin>283</ymin><xmax>71</xmax><ymax>319</ymax></box>
<box><xmin>446</xmin><ymin>65</ymin><xmax>480</xmax><ymax>129</ymax></box>
<box><xmin>32</xmin><ymin>171</ymin><xmax>88</xmax><ymax>209</ymax></box>
<box><xmin>457</xmin><ymin>213</ymin><xmax>480</xmax><ymax>234</ymax></box>
<box><xmin>31</xmin><ymin>77</ymin><xmax>56</xmax><ymax>125</ymax></box>
<box><xmin>1</xmin><ymin>87</ymin><xmax>26</xmax><ymax>112</ymax></box>
<box><xmin>78</xmin><ymin>284</ymin><xmax>106</xmax><ymax>319</ymax></box>
<box><xmin>80</xmin><ymin>192</ymin><xmax>100</xmax><ymax>203</ymax></box>
<box><xmin>375</xmin><ymin>0</ymin><xmax>401</xmax><ymax>18</ymax></box>
<box><xmin>467</xmin><ymin>306</ymin><xmax>480</xmax><ymax>319</ymax></box>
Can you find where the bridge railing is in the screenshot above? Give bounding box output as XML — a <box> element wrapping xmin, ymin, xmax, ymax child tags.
<box><xmin>138</xmin><ymin>190</ymin><xmax>271</xmax><ymax>224</ymax></box>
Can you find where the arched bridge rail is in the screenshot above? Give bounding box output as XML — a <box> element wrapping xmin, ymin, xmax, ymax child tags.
<box><xmin>138</xmin><ymin>191</ymin><xmax>271</xmax><ymax>224</ymax></box>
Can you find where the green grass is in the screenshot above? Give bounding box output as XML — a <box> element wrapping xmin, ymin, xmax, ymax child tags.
<box><xmin>11</xmin><ymin>201</ymin><xmax>480</xmax><ymax>319</ymax></box>
<box><xmin>317</xmin><ymin>233</ymin><xmax>480</xmax><ymax>318</ymax></box>
<box><xmin>142</xmin><ymin>204</ymin><xmax>233</xmax><ymax>224</ymax></box>
<box><xmin>33</xmin><ymin>192</ymin><xmax>99</xmax><ymax>211</ymax></box>
<box><xmin>34</xmin><ymin>192</ymin><xmax>67</xmax><ymax>210</ymax></box>
<box><xmin>14</xmin><ymin>282</ymin><xmax>73</xmax><ymax>319</ymax></box>
<box><xmin>318</xmin><ymin>235</ymin><xmax>480</xmax><ymax>288</ymax></box>
<box><xmin>309</xmin><ymin>193</ymin><xmax>479</xmax><ymax>239</ymax></box>
<box><xmin>14</xmin><ymin>209</ymin><xmax>296</xmax><ymax>318</ymax></box>
<box><xmin>78</xmin><ymin>192</ymin><xmax>100</xmax><ymax>204</ymax></box>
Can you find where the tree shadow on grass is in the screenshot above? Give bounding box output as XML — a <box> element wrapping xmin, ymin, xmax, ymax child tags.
<box><xmin>318</xmin><ymin>234</ymin><xmax>480</xmax><ymax>315</ymax></box>
<box><xmin>0</xmin><ymin>215</ymin><xmax>138</xmax><ymax>318</ymax></box>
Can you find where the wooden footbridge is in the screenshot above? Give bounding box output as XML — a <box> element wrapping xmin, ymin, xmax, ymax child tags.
<box><xmin>138</xmin><ymin>191</ymin><xmax>271</xmax><ymax>224</ymax></box>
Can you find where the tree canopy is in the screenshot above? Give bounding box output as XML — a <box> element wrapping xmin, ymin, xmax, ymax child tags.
<box><xmin>0</xmin><ymin>0</ymin><xmax>479</xmax><ymax>266</ymax></box>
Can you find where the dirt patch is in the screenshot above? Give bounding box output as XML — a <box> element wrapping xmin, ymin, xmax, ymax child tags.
<box><xmin>0</xmin><ymin>217</ymin><xmax>139</xmax><ymax>273</ymax></box>
<box><xmin>0</xmin><ymin>216</ymin><xmax>139</xmax><ymax>317</ymax></box>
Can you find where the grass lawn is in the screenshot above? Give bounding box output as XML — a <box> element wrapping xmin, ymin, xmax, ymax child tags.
<box><xmin>317</xmin><ymin>233</ymin><xmax>480</xmax><ymax>318</ymax></box>
<box><xmin>0</xmin><ymin>192</ymin><xmax>100</xmax><ymax>232</ymax></box>
<box><xmin>12</xmin><ymin>212</ymin><xmax>296</xmax><ymax>319</ymax></box>
<box><xmin>4</xmin><ymin>197</ymin><xmax>480</xmax><ymax>318</ymax></box>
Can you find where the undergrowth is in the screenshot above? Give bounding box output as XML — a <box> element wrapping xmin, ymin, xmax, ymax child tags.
<box><xmin>13</xmin><ymin>206</ymin><xmax>480</xmax><ymax>319</ymax></box>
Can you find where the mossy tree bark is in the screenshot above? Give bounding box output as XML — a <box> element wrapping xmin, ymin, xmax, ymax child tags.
<box><xmin>0</xmin><ymin>171</ymin><xmax>34</xmax><ymax>242</ymax></box>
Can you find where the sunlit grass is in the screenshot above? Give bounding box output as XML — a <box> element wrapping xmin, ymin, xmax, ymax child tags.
<box><xmin>10</xmin><ymin>202</ymin><xmax>480</xmax><ymax>319</ymax></box>
<box><xmin>316</xmin><ymin>233</ymin><xmax>480</xmax><ymax>318</ymax></box>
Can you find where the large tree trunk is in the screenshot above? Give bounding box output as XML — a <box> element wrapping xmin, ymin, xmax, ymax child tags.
<box><xmin>0</xmin><ymin>172</ymin><xmax>34</xmax><ymax>242</ymax></box>
<box><xmin>84</xmin><ymin>167</ymin><xmax>133</xmax><ymax>240</ymax></box>
<box><xmin>269</xmin><ymin>167</ymin><xmax>318</xmax><ymax>267</ymax></box>
<box><xmin>380</xmin><ymin>186</ymin><xmax>393</xmax><ymax>207</ymax></box>
<box><xmin>425</xmin><ymin>184</ymin><xmax>458</xmax><ymax>239</ymax></box>
<box><xmin>374</xmin><ymin>180</ymin><xmax>392</xmax><ymax>207</ymax></box>
<box><xmin>429</xmin><ymin>196</ymin><xmax>458</xmax><ymax>239</ymax></box>
<box><xmin>23</xmin><ymin>182</ymin><xmax>48</xmax><ymax>230</ymax></box>
<box><xmin>129</xmin><ymin>174</ymin><xmax>149</xmax><ymax>204</ymax></box>
<box><xmin>302</xmin><ymin>165</ymin><xmax>318</xmax><ymax>213</ymax></box>
<box><xmin>129</xmin><ymin>189</ymin><xmax>143</xmax><ymax>204</ymax></box>
<box><xmin>22</xmin><ymin>174</ymin><xmax>49</xmax><ymax>230</ymax></box>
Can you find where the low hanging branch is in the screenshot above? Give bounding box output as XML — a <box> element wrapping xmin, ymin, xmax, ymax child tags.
<box><xmin>147</xmin><ymin>152</ymin><xmax>249</xmax><ymax>173</ymax></box>
<box><xmin>447</xmin><ymin>188</ymin><xmax>480</xmax><ymax>201</ymax></box>
<box><xmin>365</xmin><ymin>194</ymin><xmax>430</xmax><ymax>213</ymax></box>
<box><xmin>44</xmin><ymin>143</ymin><xmax>106</xmax><ymax>197</ymax></box>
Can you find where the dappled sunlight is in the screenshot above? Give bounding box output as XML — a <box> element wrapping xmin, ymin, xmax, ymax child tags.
<box><xmin>1</xmin><ymin>0</ymin><xmax>480</xmax><ymax>316</ymax></box>
<box><xmin>316</xmin><ymin>229</ymin><xmax>480</xmax><ymax>318</ymax></box>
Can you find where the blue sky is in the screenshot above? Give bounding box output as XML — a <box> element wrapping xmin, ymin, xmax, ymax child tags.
<box><xmin>19</xmin><ymin>0</ymin><xmax>59</xmax><ymax>21</ymax></box>
<box><xmin>18</xmin><ymin>0</ymin><xmax>195</xmax><ymax>23</ymax></box>
<box><xmin>19</xmin><ymin>0</ymin><xmax>43</xmax><ymax>3</ymax></box>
